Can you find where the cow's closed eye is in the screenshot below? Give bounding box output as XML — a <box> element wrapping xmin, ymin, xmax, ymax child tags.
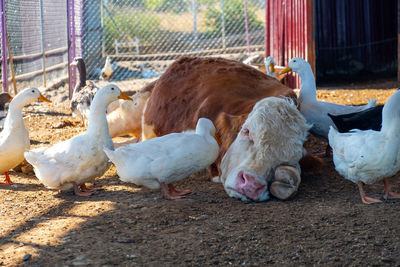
<box><xmin>240</xmin><ymin>127</ymin><xmax>253</xmax><ymax>141</ymax></box>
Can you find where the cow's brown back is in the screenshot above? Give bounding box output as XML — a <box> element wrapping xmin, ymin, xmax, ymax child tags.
<box><xmin>144</xmin><ymin>57</ymin><xmax>295</xmax><ymax>135</ymax></box>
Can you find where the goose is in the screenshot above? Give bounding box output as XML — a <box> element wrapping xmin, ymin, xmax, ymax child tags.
<box><xmin>100</xmin><ymin>56</ymin><xmax>118</xmax><ymax>81</ymax></box>
<box><xmin>24</xmin><ymin>84</ymin><xmax>132</xmax><ymax>196</ymax></box>
<box><xmin>280</xmin><ymin>57</ymin><xmax>376</xmax><ymax>138</ymax></box>
<box><xmin>328</xmin><ymin>105</ymin><xmax>383</xmax><ymax>133</ymax></box>
<box><xmin>0</xmin><ymin>92</ymin><xmax>13</xmax><ymax>131</ymax></box>
<box><xmin>104</xmin><ymin>118</ymin><xmax>219</xmax><ymax>199</ymax></box>
<box><xmin>328</xmin><ymin>89</ymin><xmax>400</xmax><ymax>204</ymax></box>
<box><xmin>0</xmin><ymin>88</ymin><xmax>51</xmax><ymax>185</ymax></box>
<box><xmin>70</xmin><ymin>57</ymin><xmax>99</xmax><ymax>126</ymax></box>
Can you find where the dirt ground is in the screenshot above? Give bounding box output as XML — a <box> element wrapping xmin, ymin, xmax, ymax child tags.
<box><xmin>1</xmin><ymin>77</ymin><xmax>400</xmax><ymax>266</ymax></box>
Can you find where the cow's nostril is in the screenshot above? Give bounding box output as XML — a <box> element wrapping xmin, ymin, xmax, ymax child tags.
<box><xmin>238</xmin><ymin>171</ymin><xmax>246</xmax><ymax>184</ymax></box>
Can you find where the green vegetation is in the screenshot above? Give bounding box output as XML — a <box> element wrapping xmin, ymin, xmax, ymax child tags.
<box><xmin>104</xmin><ymin>10</ymin><xmax>161</xmax><ymax>50</ymax></box>
<box><xmin>205</xmin><ymin>0</ymin><xmax>263</xmax><ymax>35</ymax></box>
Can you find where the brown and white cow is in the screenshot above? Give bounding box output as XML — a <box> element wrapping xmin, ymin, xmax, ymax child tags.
<box><xmin>142</xmin><ymin>57</ymin><xmax>318</xmax><ymax>201</ymax></box>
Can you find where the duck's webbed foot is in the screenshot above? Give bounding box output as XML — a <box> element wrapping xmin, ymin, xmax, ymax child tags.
<box><xmin>0</xmin><ymin>172</ymin><xmax>14</xmax><ymax>186</ymax></box>
<box><xmin>73</xmin><ymin>182</ymin><xmax>96</xmax><ymax>196</ymax></box>
<box><xmin>168</xmin><ymin>184</ymin><xmax>192</xmax><ymax>196</ymax></box>
<box><xmin>383</xmin><ymin>179</ymin><xmax>400</xmax><ymax>200</ymax></box>
<box><xmin>358</xmin><ymin>181</ymin><xmax>382</xmax><ymax>204</ymax></box>
<box><xmin>79</xmin><ymin>183</ymin><xmax>101</xmax><ymax>192</ymax></box>
<box><xmin>158</xmin><ymin>181</ymin><xmax>191</xmax><ymax>200</ymax></box>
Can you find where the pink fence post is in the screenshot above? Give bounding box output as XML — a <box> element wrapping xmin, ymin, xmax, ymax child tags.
<box><xmin>67</xmin><ymin>0</ymin><xmax>76</xmax><ymax>99</ymax></box>
<box><xmin>243</xmin><ymin>0</ymin><xmax>251</xmax><ymax>56</ymax></box>
<box><xmin>0</xmin><ymin>0</ymin><xmax>8</xmax><ymax>92</ymax></box>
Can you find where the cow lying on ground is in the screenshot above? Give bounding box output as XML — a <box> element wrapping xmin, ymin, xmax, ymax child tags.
<box><xmin>142</xmin><ymin>57</ymin><xmax>320</xmax><ymax>201</ymax></box>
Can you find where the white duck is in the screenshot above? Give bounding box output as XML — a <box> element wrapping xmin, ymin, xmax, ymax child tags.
<box><xmin>262</xmin><ymin>56</ymin><xmax>287</xmax><ymax>81</ymax></box>
<box><xmin>100</xmin><ymin>56</ymin><xmax>118</xmax><ymax>81</ymax></box>
<box><xmin>0</xmin><ymin>88</ymin><xmax>51</xmax><ymax>185</ymax></box>
<box><xmin>280</xmin><ymin>57</ymin><xmax>376</xmax><ymax>138</ymax></box>
<box><xmin>264</xmin><ymin>56</ymin><xmax>276</xmax><ymax>77</ymax></box>
<box><xmin>104</xmin><ymin>118</ymin><xmax>219</xmax><ymax>199</ymax></box>
<box><xmin>25</xmin><ymin>84</ymin><xmax>132</xmax><ymax>196</ymax></box>
<box><xmin>107</xmin><ymin>90</ymin><xmax>150</xmax><ymax>138</ymax></box>
<box><xmin>328</xmin><ymin>89</ymin><xmax>400</xmax><ymax>204</ymax></box>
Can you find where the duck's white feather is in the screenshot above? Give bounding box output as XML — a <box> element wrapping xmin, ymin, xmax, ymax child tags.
<box><xmin>25</xmin><ymin>84</ymin><xmax>125</xmax><ymax>191</ymax></box>
<box><xmin>288</xmin><ymin>57</ymin><xmax>376</xmax><ymax>137</ymax></box>
<box><xmin>328</xmin><ymin>89</ymin><xmax>400</xmax><ymax>185</ymax></box>
<box><xmin>0</xmin><ymin>88</ymin><xmax>48</xmax><ymax>174</ymax></box>
<box><xmin>104</xmin><ymin>118</ymin><xmax>219</xmax><ymax>189</ymax></box>
<box><xmin>25</xmin><ymin>132</ymin><xmax>112</xmax><ymax>190</ymax></box>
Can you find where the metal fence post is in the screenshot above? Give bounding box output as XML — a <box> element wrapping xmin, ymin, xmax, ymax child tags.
<box><xmin>0</xmin><ymin>0</ymin><xmax>8</xmax><ymax>92</ymax></box>
<box><xmin>221</xmin><ymin>0</ymin><xmax>226</xmax><ymax>51</ymax></box>
<box><xmin>39</xmin><ymin>0</ymin><xmax>47</xmax><ymax>88</ymax></box>
<box><xmin>67</xmin><ymin>0</ymin><xmax>76</xmax><ymax>99</ymax></box>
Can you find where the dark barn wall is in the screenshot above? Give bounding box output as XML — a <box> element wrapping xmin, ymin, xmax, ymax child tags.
<box><xmin>315</xmin><ymin>0</ymin><xmax>397</xmax><ymax>82</ymax></box>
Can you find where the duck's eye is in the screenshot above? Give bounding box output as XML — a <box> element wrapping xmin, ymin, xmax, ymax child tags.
<box><xmin>293</xmin><ymin>59</ymin><xmax>297</xmax><ymax>63</ymax></box>
<box><xmin>31</xmin><ymin>90</ymin><xmax>35</xmax><ymax>93</ymax></box>
<box><xmin>111</xmin><ymin>87</ymin><xmax>115</xmax><ymax>91</ymax></box>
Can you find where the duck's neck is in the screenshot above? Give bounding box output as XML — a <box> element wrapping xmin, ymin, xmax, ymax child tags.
<box><xmin>298</xmin><ymin>66</ymin><xmax>317</xmax><ymax>103</ymax></box>
<box><xmin>86</xmin><ymin>100</ymin><xmax>111</xmax><ymax>140</ymax></box>
<box><xmin>77</xmin><ymin>61</ymin><xmax>86</xmax><ymax>89</ymax></box>
<box><xmin>4</xmin><ymin>103</ymin><xmax>26</xmax><ymax>132</ymax></box>
<box><xmin>381</xmin><ymin>114</ymin><xmax>400</xmax><ymax>138</ymax></box>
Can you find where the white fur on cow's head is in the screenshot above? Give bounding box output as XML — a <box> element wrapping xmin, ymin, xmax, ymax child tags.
<box><xmin>220</xmin><ymin>97</ymin><xmax>311</xmax><ymax>202</ymax></box>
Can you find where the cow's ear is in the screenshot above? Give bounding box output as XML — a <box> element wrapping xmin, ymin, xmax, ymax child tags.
<box><xmin>215</xmin><ymin>112</ymin><xmax>248</xmax><ymax>147</ymax></box>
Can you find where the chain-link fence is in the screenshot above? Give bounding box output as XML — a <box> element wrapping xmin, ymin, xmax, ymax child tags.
<box><xmin>1</xmin><ymin>0</ymin><xmax>266</xmax><ymax>94</ymax></box>
<box><xmin>81</xmin><ymin>0</ymin><xmax>266</xmax><ymax>82</ymax></box>
<box><xmin>3</xmin><ymin>0</ymin><xmax>68</xmax><ymax>94</ymax></box>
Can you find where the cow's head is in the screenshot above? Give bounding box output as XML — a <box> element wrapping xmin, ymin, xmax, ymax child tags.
<box><xmin>219</xmin><ymin>97</ymin><xmax>310</xmax><ymax>202</ymax></box>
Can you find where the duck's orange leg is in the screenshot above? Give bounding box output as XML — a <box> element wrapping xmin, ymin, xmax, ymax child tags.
<box><xmin>79</xmin><ymin>183</ymin><xmax>101</xmax><ymax>192</ymax></box>
<box><xmin>383</xmin><ymin>179</ymin><xmax>400</xmax><ymax>200</ymax></box>
<box><xmin>73</xmin><ymin>182</ymin><xmax>95</xmax><ymax>197</ymax></box>
<box><xmin>358</xmin><ymin>181</ymin><xmax>381</xmax><ymax>204</ymax></box>
<box><xmin>0</xmin><ymin>172</ymin><xmax>14</xmax><ymax>185</ymax></box>
<box><xmin>158</xmin><ymin>181</ymin><xmax>186</xmax><ymax>200</ymax></box>
<box><xmin>167</xmin><ymin>184</ymin><xmax>192</xmax><ymax>196</ymax></box>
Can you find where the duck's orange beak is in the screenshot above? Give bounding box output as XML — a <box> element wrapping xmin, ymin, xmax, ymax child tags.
<box><xmin>279</xmin><ymin>66</ymin><xmax>292</xmax><ymax>75</ymax></box>
<box><xmin>118</xmin><ymin>91</ymin><xmax>133</xmax><ymax>101</ymax></box>
<box><xmin>38</xmin><ymin>93</ymin><xmax>52</xmax><ymax>103</ymax></box>
<box><xmin>269</xmin><ymin>63</ymin><xmax>275</xmax><ymax>73</ymax></box>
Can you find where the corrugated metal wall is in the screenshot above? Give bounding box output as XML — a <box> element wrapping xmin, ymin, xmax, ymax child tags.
<box><xmin>265</xmin><ymin>0</ymin><xmax>314</xmax><ymax>88</ymax></box>
<box><xmin>265</xmin><ymin>0</ymin><xmax>397</xmax><ymax>87</ymax></box>
<box><xmin>315</xmin><ymin>0</ymin><xmax>397</xmax><ymax>81</ymax></box>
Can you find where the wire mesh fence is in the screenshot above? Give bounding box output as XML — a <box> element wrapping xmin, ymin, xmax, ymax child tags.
<box><xmin>1</xmin><ymin>0</ymin><xmax>266</xmax><ymax>94</ymax></box>
<box><xmin>81</xmin><ymin>0</ymin><xmax>266</xmax><ymax>82</ymax></box>
<box><xmin>4</xmin><ymin>0</ymin><xmax>68</xmax><ymax>94</ymax></box>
